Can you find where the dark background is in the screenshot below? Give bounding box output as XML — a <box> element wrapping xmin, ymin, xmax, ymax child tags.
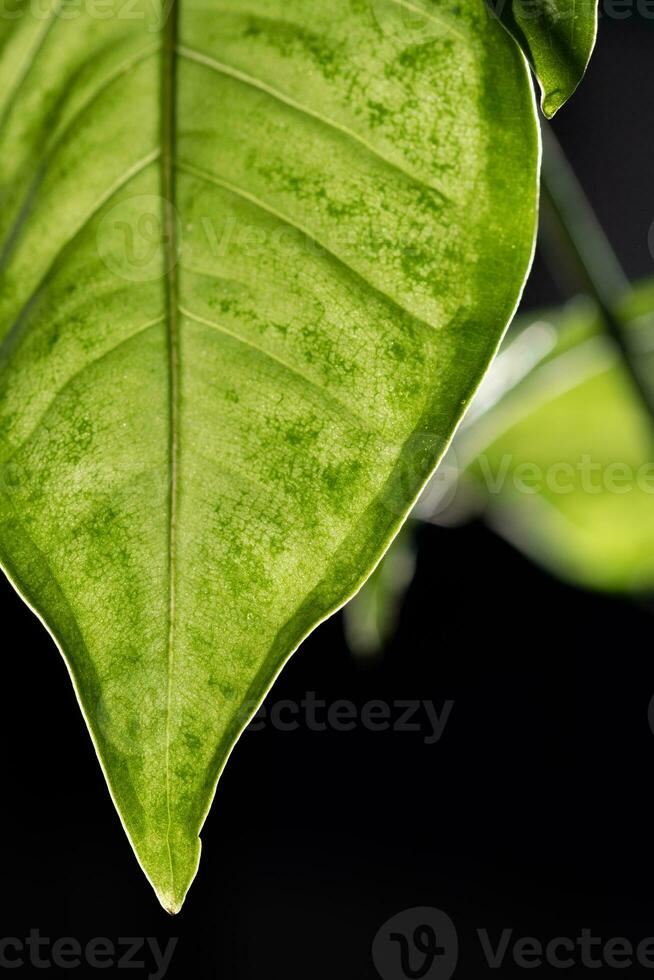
<box><xmin>1</xmin><ymin>11</ymin><xmax>654</xmax><ymax>979</ymax></box>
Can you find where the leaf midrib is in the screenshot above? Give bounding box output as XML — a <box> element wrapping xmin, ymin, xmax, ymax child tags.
<box><xmin>161</xmin><ymin>0</ymin><xmax>180</xmax><ymax>905</ymax></box>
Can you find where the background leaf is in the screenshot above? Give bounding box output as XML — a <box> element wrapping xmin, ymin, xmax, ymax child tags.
<box><xmin>343</xmin><ymin>523</ymin><xmax>417</xmax><ymax>658</ymax></box>
<box><xmin>490</xmin><ymin>0</ymin><xmax>598</xmax><ymax>116</ymax></box>
<box><xmin>459</xmin><ymin>282</ymin><xmax>654</xmax><ymax>592</ymax></box>
<box><xmin>0</xmin><ymin>0</ymin><xmax>538</xmax><ymax>910</ymax></box>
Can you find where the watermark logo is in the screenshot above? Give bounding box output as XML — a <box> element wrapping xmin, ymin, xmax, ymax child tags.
<box><xmin>373</xmin><ymin>908</ymin><xmax>459</xmax><ymax>980</ymax></box>
<box><xmin>485</xmin><ymin>0</ymin><xmax>575</xmax><ymax>21</ymax></box>
<box><xmin>374</xmin><ymin>909</ymin><xmax>654</xmax><ymax>974</ymax></box>
<box><xmin>0</xmin><ymin>0</ymin><xmax>174</xmax><ymax>31</ymax></box>
<box><xmin>243</xmin><ymin>694</ymin><xmax>454</xmax><ymax>745</ymax></box>
<box><xmin>94</xmin><ymin>691</ymin><xmax>453</xmax><ymax>751</ymax></box>
<box><xmin>369</xmin><ymin>0</ymin><xmax>448</xmax><ymax>44</ymax></box>
<box><xmin>477</xmin><ymin>452</ymin><xmax>654</xmax><ymax>497</ymax></box>
<box><xmin>488</xmin><ymin>0</ymin><xmax>654</xmax><ymax>22</ymax></box>
<box><xmin>381</xmin><ymin>432</ymin><xmax>450</xmax><ymax>518</ymax></box>
<box><xmin>97</xmin><ymin>194</ymin><xmax>180</xmax><ymax>283</ymax></box>
<box><xmin>0</xmin><ymin>459</ymin><xmax>28</xmax><ymax>496</ymax></box>
<box><xmin>0</xmin><ymin>932</ymin><xmax>177</xmax><ymax>977</ymax></box>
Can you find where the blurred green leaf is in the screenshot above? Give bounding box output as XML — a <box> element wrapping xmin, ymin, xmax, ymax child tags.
<box><xmin>343</xmin><ymin>523</ymin><xmax>417</xmax><ymax>658</ymax></box>
<box><xmin>460</xmin><ymin>281</ymin><xmax>654</xmax><ymax>592</ymax></box>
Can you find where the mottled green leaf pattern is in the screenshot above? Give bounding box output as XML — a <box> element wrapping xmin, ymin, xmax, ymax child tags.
<box><xmin>0</xmin><ymin>0</ymin><xmax>538</xmax><ymax>910</ymax></box>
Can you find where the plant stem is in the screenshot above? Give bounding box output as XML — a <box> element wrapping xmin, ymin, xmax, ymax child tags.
<box><xmin>539</xmin><ymin>123</ymin><xmax>654</xmax><ymax>425</ymax></box>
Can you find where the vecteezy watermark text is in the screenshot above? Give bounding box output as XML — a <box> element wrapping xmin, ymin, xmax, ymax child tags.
<box><xmin>4</xmin><ymin>0</ymin><xmax>654</xmax><ymax>29</ymax></box>
<box><xmin>487</xmin><ymin>0</ymin><xmax>654</xmax><ymax>19</ymax></box>
<box><xmin>373</xmin><ymin>908</ymin><xmax>654</xmax><ymax>979</ymax></box>
<box><xmin>476</xmin><ymin>453</ymin><xmax>654</xmax><ymax>497</ymax></box>
<box><xmin>0</xmin><ymin>932</ymin><xmax>177</xmax><ymax>978</ymax></box>
<box><xmin>243</xmin><ymin>693</ymin><xmax>454</xmax><ymax>746</ymax></box>
<box><xmin>0</xmin><ymin>0</ymin><xmax>176</xmax><ymax>30</ymax></box>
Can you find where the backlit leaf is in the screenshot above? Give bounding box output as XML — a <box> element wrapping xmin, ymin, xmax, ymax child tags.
<box><xmin>489</xmin><ymin>0</ymin><xmax>598</xmax><ymax>116</ymax></box>
<box><xmin>0</xmin><ymin>0</ymin><xmax>538</xmax><ymax>910</ymax></box>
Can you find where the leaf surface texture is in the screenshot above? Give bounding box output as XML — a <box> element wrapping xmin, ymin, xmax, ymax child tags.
<box><xmin>0</xmin><ymin>0</ymin><xmax>538</xmax><ymax>910</ymax></box>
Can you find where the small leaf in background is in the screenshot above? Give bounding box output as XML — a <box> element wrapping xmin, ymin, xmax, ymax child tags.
<box><xmin>343</xmin><ymin>523</ymin><xmax>417</xmax><ymax>658</ymax></box>
<box><xmin>489</xmin><ymin>0</ymin><xmax>598</xmax><ymax>116</ymax></box>
<box><xmin>459</xmin><ymin>282</ymin><xmax>654</xmax><ymax>592</ymax></box>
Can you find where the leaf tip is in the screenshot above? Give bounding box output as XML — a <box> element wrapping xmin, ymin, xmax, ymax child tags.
<box><xmin>152</xmin><ymin>879</ymin><xmax>190</xmax><ymax>916</ymax></box>
<box><xmin>162</xmin><ymin>900</ymin><xmax>183</xmax><ymax>917</ymax></box>
<box><xmin>540</xmin><ymin>76</ymin><xmax>582</xmax><ymax>118</ymax></box>
<box><xmin>540</xmin><ymin>89</ymin><xmax>563</xmax><ymax>119</ymax></box>
<box><xmin>133</xmin><ymin>830</ymin><xmax>201</xmax><ymax>915</ymax></box>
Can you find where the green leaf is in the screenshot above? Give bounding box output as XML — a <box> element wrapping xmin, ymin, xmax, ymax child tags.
<box><xmin>489</xmin><ymin>0</ymin><xmax>598</xmax><ymax>116</ymax></box>
<box><xmin>0</xmin><ymin>0</ymin><xmax>538</xmax><ymax>911</ymax></box>
<box><xmin>460</xmin><ymin>283</ymin><xmax>654</xmax><ymax>592</ymax></box>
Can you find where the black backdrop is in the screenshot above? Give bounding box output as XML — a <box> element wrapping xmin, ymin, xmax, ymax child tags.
<box><xmin>1</xmin><ymin>12</ymin><xmax>654</xmax><ymax>979</ymax></box>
